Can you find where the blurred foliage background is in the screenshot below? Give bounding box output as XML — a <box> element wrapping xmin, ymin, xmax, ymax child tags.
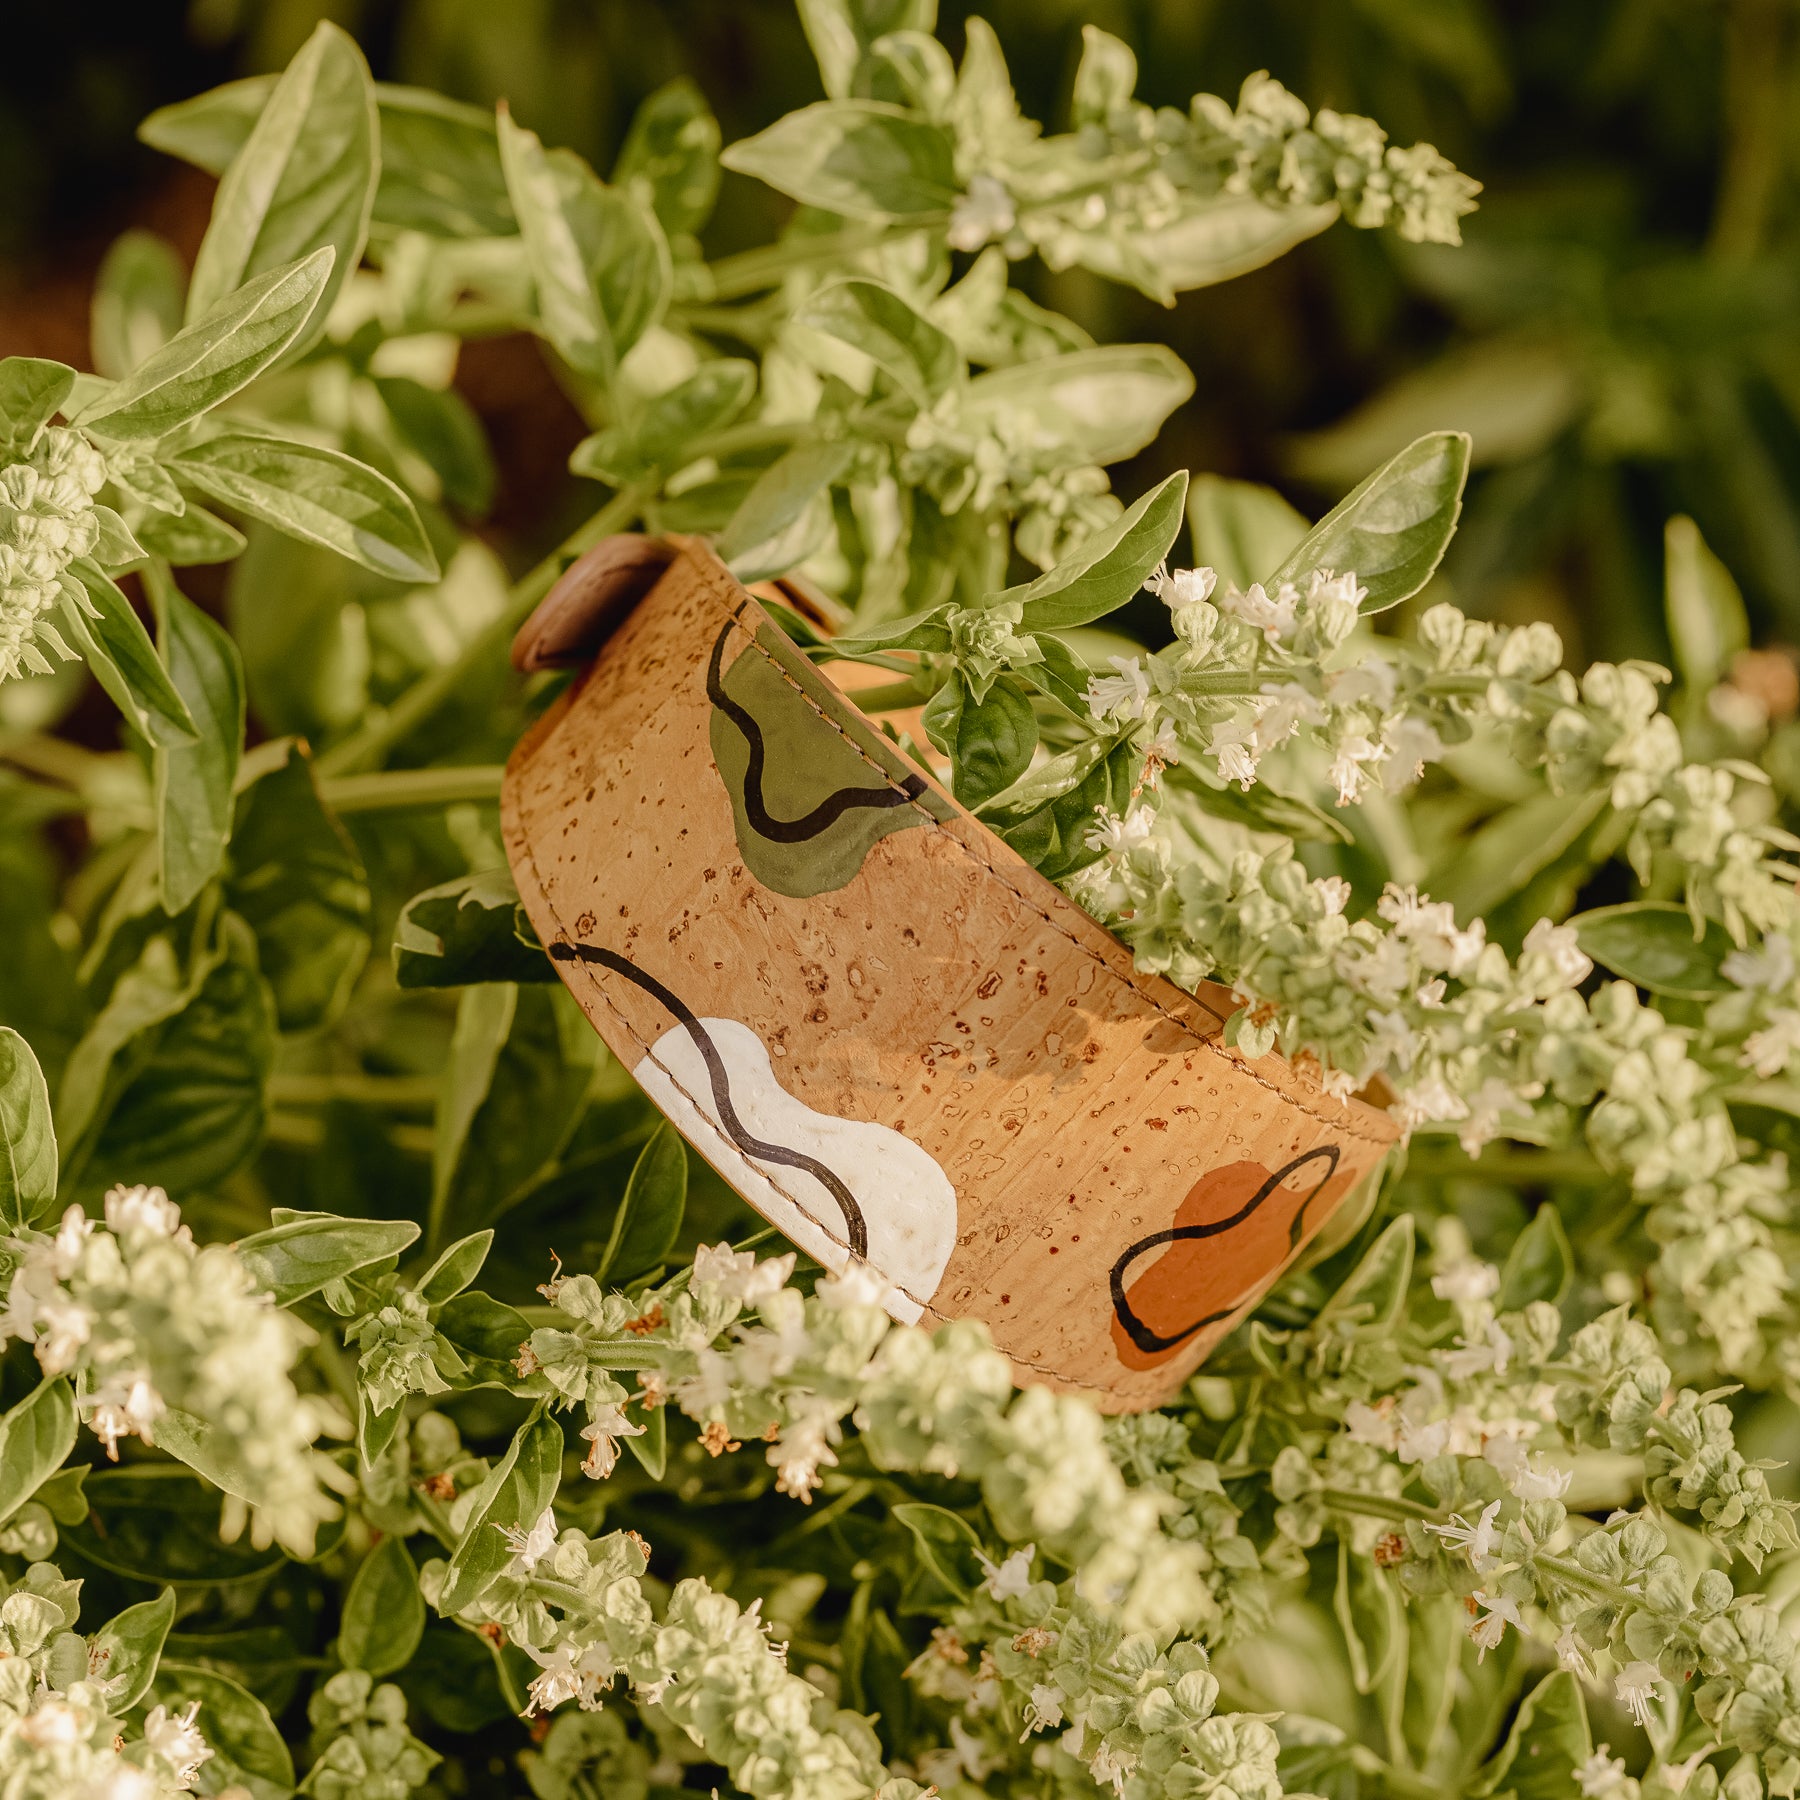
<box><xmin>11</xmin><ymin>0</ymin><xmax>1800</xmax><ymax>679</ymax></box>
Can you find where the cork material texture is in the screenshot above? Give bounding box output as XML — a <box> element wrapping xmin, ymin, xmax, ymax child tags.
<box><xmin>502</xmin><ymin>534</ymin><xmax>1398</xmax><ymax>1410</ymax></box>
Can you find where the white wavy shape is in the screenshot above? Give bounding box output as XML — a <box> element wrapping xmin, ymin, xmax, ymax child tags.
<box><xmin>633</xmin><ymin>1018</ymin><xmax>956</xmax><ymax>1323</ymax></box>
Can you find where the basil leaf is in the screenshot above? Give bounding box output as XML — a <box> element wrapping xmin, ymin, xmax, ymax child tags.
<box><xmin>373</xmin><ymin>376</ymin><xmax>496</xmax><ymax>516</ymax></box>
<box><xmin>1269</xmin><ymin>430</ymin><xmax>1471</xmax><ymax>616</ymax></box>
<box><xmin>141</xmin><ymin>1662</ymin><xmax>295</xmax><ymax>1800</ymax></box>
<box><xmin>413</xmin><ymin>1229</ymin><xmax>495</xmax><ymax>1306</ymax></box>
<box><xmin>339</xmin><ymin>1536</ymin><xmax>426</xmax><ymax>1677</ymax></box>
<box><xmin>0</xmin><ymin>358</ymin><xmax>76</xmax><ymax>456</ymax></box>
<box><xmin>393</xmin><ymin>869</ymin><xmax>555</xmax><ymax>990</ymax></box>
<box><xmin>961</xmin><ymin>345</ymin><xmax>1193</xmax><ymax>469</ymax></box>
<box><xmin>722</xmin><ymin>101</ymin><xmax>958</xmax><ymax>220</ymax></box>
<box><xmin>172</xmin><ymin>433</ymin><xmax>439</xmax><ymax>583</ymax></box>
<box><xmin>91</xmin><ymin>230</ymin><xmax>186</xmax><ymax>380</ymax></box>
<box><xmin>78</xmin><ymin>251</ymin><xmax>333</xmax><ymax>441</ymax></box>
<box><xmin>61</xmin><ymin>559</ymin><xmax>199</xmax><ymax>746</ymax></box>
<box><xmin>497</xmin><ymin>108</ymin><xmax>671</xmax><ymax>385</ymax></box>
<box><xmin>236</xmin><ymin>1212</ymin><xmax>421</xmax><ymax>1306</ymax></box>
<box><xmin>1664</xmin><ymin>514</ymin><xmax>1749</xmax><ymax>694</ymax></box>
<box><xmin>719</xmin><ymin>439</ymin><xmax>855</xmax><ymax>570</ymax></box>
<box><xmin>146</xmin><ymin>566</ymin><xmax>245</xmax><ymax>915</ymax></box>
<box><xmin>438</xmin><ymin>1412</ymin><xmax>563</xmax><ymax>1615</ymax></box>
<box><xmin>952</xmin><ymin>674</ymin><xmax>1038</xmax><ymax>807</ymax></box>
<box><xmin>1573</xmin><ymin>900</ymin><xmax>1734</xmax><ymax>999</ymax></box>
<box><xmin>598</xmin><ymin>1122</ymin><xmax>687</xmax><ymax>1284</ymax></box>
<box><xmin>797</xmin><ymin>0</ymin><xmax>938</xmax><ymax>99</ymax></box>
<box><xmin>612</xmin><ymin>78</ymin><xmax>722</xmax><ymax>238</ymax></box>
<box><xmin>186</xmin><ymin>21</ymin><xmax>377</xmax><ymax>359</ymax></box>
<box><xmin>133</xmin><ymin>500</ymin><xmax>247</xmax><ymax>567</ymax></box>
<box><xmin>91</xmin><ymin>1588</ymin><xmax>176</xmax><ymax>1712</ymax></box>
<box><xmin>1008</xmin><ymin>470</ymin><xmax>1188</xmax><ymax>631</ymax></box>
<box><xmin>0</xmin><ymin>1380</ymin><xmax>77</xmax><ymax>1527</ymax></box>
<box><xmin>798</xmin><ymin>277</ymin><xmax>962</xmax><ymax>406</ymax></box>
<box><xmin>1497</xmin><ymin>1205</ymin><xmax>1573</xmax><ymax>1310</ymax></box>
<box><xmin>0</xmin><ymin>1027</ymin><xmax>56</xmax><ymax>1231</ymax></box>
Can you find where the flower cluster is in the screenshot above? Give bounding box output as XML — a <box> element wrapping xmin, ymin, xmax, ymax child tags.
<box><xmin>0</xmin><ymin>1186</ymin><xmax>337</xmax><ymax>1554</ymax></box>
<box><xmin>299</xmin><ymin>1671</ymin><xmax>439</xmax><ymax>1800</ymax></box>
<box><xmin>0</xmin><ymin>427</ymin><xmax>106</xmax><ymax>682</ymax></box>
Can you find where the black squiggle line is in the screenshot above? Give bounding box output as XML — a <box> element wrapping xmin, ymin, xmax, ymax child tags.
<box><xmin>550</xmin><ymin>940</ymin><xmax>869</xmax><ymax>1258</ymax></box>
<box><xmin>1109</xmin><ymin>1145</ymin><xmax>1342</xmax><ymax>1355</ymax></box>
<box><xmin>706</xmin><ymin>623</ymin><xmax>926</xmax><ymax>842</ymax></box>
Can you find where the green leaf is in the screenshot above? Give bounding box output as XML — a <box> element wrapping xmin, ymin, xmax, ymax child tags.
<box><xmin>0</xmin><ymin>1028</ymin><xmax>56</xmax><ymax>1230</ymax></box>
<box><xmin>1006</xmin><ymin>471</ymin><xmax>1189</xmax><ymax>631</ymax></box>
<box><xmin>1664</xmin><ymin>515</ymin><xmax>1749</xmax><ymax>694</ymax></box>
<box><xmin>91</xmin><ymin>1588</ymin><xmax>176</xmax><ymax>1712</ymax></box>
<box><xmin>374</xmin><ymin>375</ymin><xmax>496</xmax><ymax>516</ymax></box>
<box><xmin>1317</xmin><ymin>1214</ymin><xmax>1414</xmax><ymax>1331</ymax></box>
<box><xmin>91</xmin><ymin>231</ymin><xmax>187</xmax><ymax>380</ymax></box>
<box><xmin>393</xmin><ymin>869</ymin><xmax>554</xmax><ymax>989</ymax></box>
<box><xmin>1270</xmin><ymin>430</ymin><xmax>1471</xmax><ymax>615</ymax></box>
<box><xmin>891</xmin><ymin>1503</ymin><xmax>985</xmax><ymax>1600</ymax></box>
<box><xmin>598</xmin><ymin>1123</ymin><xmax>687</xmax><ymax>1284</ymax></box>
<box><xmin>339</xmin><ymin>1536</ymin><xmax>426</xmax><ymax>1677</ymax></box>
<box><xmin>133</xmin><ymin>501</ymin><xmax>247</xmax><ymax>567</ymax></box>
<box><xmin>61</xmin><ymin>559</ymin><xmax>199</xmax><ymax>746</ymax></box>
<box><xmin>186</xmin><ymin>21</ymin><xmax>377</xmax><ymax>360</ymax></box>
<box><xmin>960</xmin><ymin>345</ymin><xmax>1194</xmax><ymax>470</ymax></box>
<box><xmin>78</xmin><ymin>252</ymin><xmax>333</xmax><ymax>441</ymax></box>
<box><xmin>236</xmin><ymin>1213</ymin><xmax>420</xmax><ymax>1305</ymax></box>
<box><xmin>623</xmin><ymin>1399</ymin><xmax>667</xmax><ymax>1479</ymax></box>
<box><xmin>1573</xmin><ymin>901</ymin><xmax>1734</xmax><ymax>999</ymax></box>
<box><xmin>1334</xmin><ymin>1542</ymin><xmax>1403</xmax><ymax>1694</ymax></box>
<box><xmin>829</xmin><ymin>603</ymin><xmax>953</xmax><ymax>659</ymax></box>
<box><xmin>432</xmin><ymin>984</ymin><xmax>599</xmax><ymax>1242</ymax></box>
<box><xmin>798</xmin><ymin>0</ymin><xmax>938</xmax><ymax>99</ymax></box>
<box><xmin>227</xmin><ymin>739</ymin><xmax>372</xmax><ymax>1032</ymax></box>
<box><xmin>369</xmin><ymin>86</ymin><xmax>513</xmax><ymax>238</ymax></box>
<box><xmin>0</xmin><ymin>358</ymin><xmax>76</xmax><ymax>455</ymax></box>
<box><xmin>439</xmin><ymin>1412</ymin><xmax>563</xmax><ymax>1616</ymax></box>
<box><xmin>798</xmin><ymin>278</ymin><xmax>961</xmax><ymax>407</ymax></box>
<box><xmin>497</xmin><ymin>108</ymin><xmax>671</xmax><ymax>385</ymax></box>
<box><xmin>0</xmin><ymin>1380</ymin><xmax>77</xmax><ymax>1527</ymax></box>
<box><xmin>952</xmin><ymin>675</ymin><xmax>1038</xmax><ymax>807</ymax></box>
<box><xmin>719</xmin><ymin>438</ymin><xmax>856</xmax><ymax>572</ymax></box>
<box><xmin>1498</xmin><ymin>1205</ymin><xmax>1572</xmax><ymax>1310</ymax></box>
<box><xmin>139</xmin><ymin>77</ymin><xmax>272</xmax><ymax>173</ymax></box>
<box><xmin>414</xmin><ymin>1228</ymin><xmax>494</xmax><ymax>1305</ymax></box>
<box><xmin>575</xmin><ymin>359</ymin><xmax>758</xmax><ymax>483</ymax></box>
<box><xmin>1071</xmin><ymin>24</ymin><xmax>1137</xmax><ymax>123</ymax></box>
<box><xmin>358</xmin><ymin>1391</ymin><xmax>407</xmax><ymax>1469</ymax></box>
<box><xmin>435</xmin><ymin>1291</ymin><xmax>532</xmax><ymax>1375</ymax></box>
<box><xmin>67</xmin><ymin>1467</ymin><xmax>287</xmax><ymax>1587</ymax></box>
<box><xmin>613</xmin><ymin>78</ymin><xmax>722</xmax><ymax>238</ymax></box>
<box><xmin>79</xmin><ymin>912</ymin><xmax>275</xmax><ymax>1195</ymax></box>
<box><xmin>1187</xmin><ymin>474</ymin><xmax>1310</xmax><ymax>593</ymax></box>
<box><xmin>143</xmin><ymin>1662</ymin><xmax>295</xmax><ymax>1800</ymax></box>
<box><xmin>721</xmin><ymin>102</ymin><xmax>958</xmax><ymax>220</ymax></box>
<box><xmin>171</xmin><ymin>433</ymin><xmax>439</xmax><ymax>583</ymax></box>
<box><xmin>1469</xmin><ymin>1670</ymin><xmax>1592</xmax><ymax>1799</ymax></box>
<box><xmin>1072</xmin><ymin>194</ymin><xmax>1336</xmax><ymax>304</ymax></box>
<box><xmin>146</xmin><ymin>565</ymin><xmax>245</xmax><ymax>915</ymax></box>
<box><xmin>35</xmin><ymin>1466</ymin><xmax>89</xmax><ymax>1527</ymax></box>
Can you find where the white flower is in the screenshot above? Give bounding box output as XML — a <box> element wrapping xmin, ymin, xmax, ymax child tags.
<box><xmin>1395</xmin><ymin>1415</ymin><xmax>1450</xmax><ymax>1464</ymax></box>
<box><xmin>768</xmin><ymin>1407</ymin><xmax>839</xmax><ymax>1502</ymax></box>
<box><xmin>1328</xmin><ymin>733</ymin><xmax>1384</xmax><ymax>805</ymax></box>
<box><xmin>1208</xmin><ymin>715</ymin><xmax>1260</xmax><ymax>789</ymax></box>
<box><xmin>1431</xmin><ymin>1259</ymin><xmax>1500</xmax><ymax>1307</ymax></box>
<box><xmin>1743</xmin><ymin>1008</ymin><xmax>1800</xmax><ymax>1078</ymax></box>
<box><xmin>977</xmin><ymin>1543</ymin><xmax>1035</xmax><ymax>1601</ymax></box>
<box><xmin>1367</xmin><ymin>1008</ymin><xmax>1420</xmax><ymax>1072</ymax></box>
<box><xmin>1148</xmin><ymin>563</ymin><xmax>1217</xmax><ymax>612</ymax></box>
<box><xmin>1467</xmin><ymin>1589</ymin><xmax>1521</xmax><ymax>1659</ymax></box>
<box><xmin>1253</xmin><ymin>681</ymin><xmax>1326</xmax><ymax>752</ymax></box>
<box><xmin>946</xmin><ymin>172</ymin><xmax>1016</xmax><ymax>252</ymax></box>
<box><xmin>1222</xmin><ymin>580</ymin><xmax>1298</xmax><ymax>642</ymax></box>
<box><xmin>1381</xmin><ymin>713</ymin><xmax>1446</xmax><ymax>792</ymax></box>
<box><xmin>102</xmin><ymin>1184</ymin><xmax>188</xmax><ymax>1240</ymax></box>
<box><xmin>1084</xmin><ymin>804</ymin><xmax>1156</xmax><ymax>854</ymax></box>
<box><xmin>1456</xmin><ymin>1076</ymin><xmax>1543</xmax><ymax>1156</ymax></box>
<box><xmin>1615</xmin><ymin>1659</ymin><xmax>1667</xmax><ymax>1729</ymax></box>
<box><xmin>580</xmin><ymin>1403</ymin><xmax>645</xmax><ymax>1479</ymax></box>
<box><xmin>1508</xmin><ymin>1452</ymin><xmax>1572</xmax><ymax>1502</ymax></box>
<box><xmin>1391</xmin><ymin>1077</ymin><xmax>1469</xmax><ymax>1134</ymax></box>
<box><xmin>501</xmin><ymin>1505</ymin><xmax>559</xmax><ymax>1574</ymax></box>
<box><xmin>1085</xmin><ymin>655</ymin><xmax>1152</xmax><ymax>722</ymax></box>
<box><xmin>815</xmin><ymin>1261</ymin><xmax>891</xmax><ymax>1310</ymax></box>
<box><xmin>1574</xmin><ymin>1746</ymin><xmax>1630</xmax><ymax>1797</ymax></box>
<box><xmin>1140</xmin><ymin>718</ymin><xmax>1181</xmax><ymax>781</ymax></box>
<box><xmin>1723</xmin><ymin>932</ymin><xmax>1795</xmax><ymax>993</ymax></box>
<box><xmin>1442</xmin><ymin>1318</ymin><xmax>1513</xmax><ymax>1381</ymax></box>
<box><xmin>1377</xmin><ymin>886</ymin><xmax>1487</xmax><ymax>975</ymax></box>
<box><xmin>523</xmin><ymin>1642</ymin><xmax>584</xmax><ymax>1716</ymax></box>
<box><xmin>1329</xmin><ymin>657</ymin><xmax>1399</xmax><ymax>709</ymax></box>
<box><xmin>1023</xmin><ymin>1683</ymin><xmax>1064</xmax><ymax>1733</ymax></box>
<box><xmin>1317</xmin><ymin>875</ymin><xmax>1351</xmax><ymax>916</ymax></box>
<box><xmin>1426</xmin><ymin>1498</ymin><xmax>1502</xmax><ymax>1572</ymax></box>
<box><xmin>142</xmin><ymin>1700</ymin><xmax>211</xmax><ymax>1787</ymax></box>
<box><xmin>1089</xmin><ymin>1741</ymin><xmax>1138</xmax><ymax>1795</ymax></box>
<box><xmin>690</xmin><ymin>1244</ymin><xmax>796</xmax><ymax>1306</ymax></box>
<box><xmin>88</xmin><ymin>1376</ymin><xmax>164</xmax><ymax>1460</ymax></box>
<box><xmin>1343</xmin><ymin>1399</ymin><xmax>1398</xmax><ymax>1450</ymax></box>
<box><xmin>1522</xmin><ymin>918</ymin><xmax>1593</xmax><ymax>991</ymax></box>
<box><xmin>1556</xmin><ymin>1625</ymin><xmax>1594</xmax><ymax>1679</ymax></box>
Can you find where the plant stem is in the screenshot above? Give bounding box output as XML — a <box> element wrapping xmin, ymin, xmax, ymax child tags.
<box><xmin>320</xmin><ymin>764</ymin><xmax>505</xmax><ymax>814</ymax></box>
<box><xmin>316</xmin><ymin>484</ymin><xmax>650</xmax><ymax>778</ymax></box>
<box><xmin>703</xmin><ymin>223</ymin><xmax>919</xmax><ymax>300</ymax></box>
<box><xmin>268</xmin><ymin>1072</ymin><xmax>443</xmax><ymax>1109</ymax></box>
<box><xmin>1403</xmin><ymin>1144</ymin><xmax>1609</xmax><ymax>1184</ymax></box>
<box><xmin>1532</xmin><ymin>1550</ymin><xmax>1639</xmax><ymax>1607</ymax></box>
<box><xmin>1319</xmin><ymin>1486</ymin><xmax>1444</xmax><ymax>1524</ymax></box>
<box><xmin>1711</xmin><ymin>0</ymin><xmax>1792</xmax><ymax>261</ymax></box>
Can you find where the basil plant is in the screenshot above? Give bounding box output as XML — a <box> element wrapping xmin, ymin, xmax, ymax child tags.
<box><xmin>0</xmin><ymin>4</ymin><xmax>1793</xmax><ymax>1799</ymax></box>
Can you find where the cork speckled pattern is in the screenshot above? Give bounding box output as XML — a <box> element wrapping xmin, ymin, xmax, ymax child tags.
<box><xmin>502</xmin><ymin>535</ymin><xmax>1397</xmax><ymax>1410</ymax></box>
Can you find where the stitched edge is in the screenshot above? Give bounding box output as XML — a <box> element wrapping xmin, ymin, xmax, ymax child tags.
<box><xmin>691</xmin><ymin>552</ymin><xmax>1394</xmax><ymax>1151</ymax></box>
